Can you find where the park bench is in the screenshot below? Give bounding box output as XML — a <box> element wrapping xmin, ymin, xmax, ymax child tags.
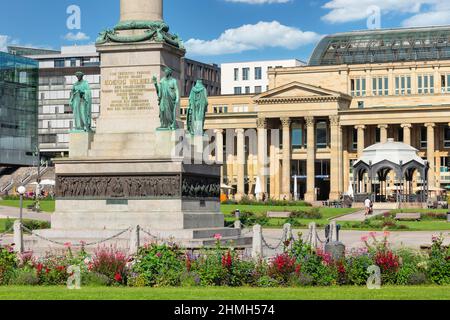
<box><xmin>394</xmin><ymin>213</ymin><xmax>421</xmax><ymax>221</ymax></box>
<box><xmin>266</xmin><ymin>211</ymin><xmax>290</xmax><ymax>218</ymax></box>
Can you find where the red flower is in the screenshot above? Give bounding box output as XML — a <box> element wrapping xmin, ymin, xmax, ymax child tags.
<box><xmin>56</xmin><ymin>266</ymin><xmax>65</xmax><ymax>272</ymax></box>
<box><xmin>295</xmin><ymin>264</ymin><xmax>301</xmax><ymax>275</ymax></box>
<box><xmin>185</xmin><ymin>254</ymin><xmax>192</xmax><ymax>272</ymax></box>
<box><xmin>45</xmin><ymin>268</ymin><xmax>51</xmax><ymax>274</ymax></box>
<box><xmin>337</xmin><ymin>262</ymin><xmax>346</xmax><ymax>274</ymax></box>
<box><xmin>222</xmin><ymin>250</ymin><xmax>233</xmax><ymax>269</ymax></box>
<box><xmin>114</xmin><ymin>273</ymin><xmax>122</xmax><ymax>282</ymax></box>
<box><xmin>36</xmin><ymin>263</ymin><xmax>43</xmax><ymax>273</ymax></box>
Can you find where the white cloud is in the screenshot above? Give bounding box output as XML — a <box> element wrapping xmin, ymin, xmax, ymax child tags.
<box><xmin>64</xmin><ymin>32</ymin><xmax>90</xmax><ymax>41</ymax></box>
<box><xmin>225</xmin><ymin>0</ymin><xmax>291</xmax><ymax>4</ymax></box>
<box><xmin>185</xmin><ymin>21</ymin><xmax>321</xmax><ymax>56</ymax></box>
<box><xmin>402</xmin><ymin>1</ymin><xmax>450</xmax><ymax>27</ymax></box>
<box><xmin>321</xmin><ymin>0</ymin><xmax>430</xmax><ymax>24</ymax></box>
<box><xmin>0</xmin><ymin>35</ymin><xmax>9</xmax><ymax>52</ymax></box>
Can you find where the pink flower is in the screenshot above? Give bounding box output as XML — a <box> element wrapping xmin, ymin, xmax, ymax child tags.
<box><xmin>383</xmin><ymin>231</ymin><xmax>391</xmax><ymax>238</ymax></box>
<box><xmin>64</xmin><ymin>242</ymin><xmax>72</xmax><ymax>248</ymax></box>
<box><xmin>214</xmin><ymin>234</ymin><xmax>222</xmax><ymax>240</ymax></box>
<box><xmin>361</xmin><ymin>236</ymin><xmax>369</xmax><ymax>242</ymax></box>
<box><xmin>369</xmin><ymin>232</ymin><xmax>377</xmax><ymax>238</ymax></box>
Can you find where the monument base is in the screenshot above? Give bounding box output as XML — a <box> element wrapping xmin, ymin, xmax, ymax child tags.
<box><xmin>69</xmin><ymin>131</ymin><xmax>94</xmax><ymax>158</ymax></box>
<box><xmin>27</xmin><ymin>155</ymin><xmax>251</xmax><ymax>254</ymax></box>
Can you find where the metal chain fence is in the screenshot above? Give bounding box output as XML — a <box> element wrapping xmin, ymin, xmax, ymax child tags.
<box><xmin>21</xmin><ymin>225</ymin><xmax>132</xmax><ymax>247</ymax></box>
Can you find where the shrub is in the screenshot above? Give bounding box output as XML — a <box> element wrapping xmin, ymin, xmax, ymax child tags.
<box><xmin>346</xmin><ymin>253</ymin><xmax>373</xmax><ymax>285</ymax></box>
<box><xmin>237</xmin><ymin>211</ymin><xmax>268</xmax><ymax>227</ymax></box>
<box><xmin>289</xmin><ymin>208</ymin><xmax>322</xmax><ymax>219</ymax></box>
<box><xmin>267</xmin><ymin>253</ymin><xmax>300</xmax><ymax>285</ymax></box>
<box><xmin>407</xmin><ymin>272</ymin><xmax>428</xmax><ymax>285</ymax></box>
<box><xmin>288</xmin><ymin>273</ymin><xmax>314</xmax><ymax>287</ymax></box>
<box><xmin>427</xmin><ymin>234</ymin><xmax>450</xmax><ymax>285</ymax></box>
<box><xmin>91</xmin><ymin>246</ymin><xmax>129</xmax><ymax>285</ymax></box>
<box><xmin>375</xmin><ymin>251</ymin><xmax>400</xmax><ymax>285</ymax></box>
<box><xmin>131</xmin><ymin>243</ymin><xmax>184</xmax><ymax>287</ymax></box>
<box><xmin>396</xmin><ymin>263</ymin><xmax>418</xmax><ymax>285</ymax></box>
<box><xmin>5</xmin><ymin>218</ymin><xmax>50</xmax><ymax>232</ymax></box>
<box><xmin>9</xmin><ymin>268</ymin><xmax>39</xmax><ymax>286</ymax></box>
<box><xmin>256</xmin><ymin>275</ymin><xmax>278</xmax><ymax>287</ymax></box>
<box><xmin>34</xmin><ymin>255</ymin><xmax>70</xmax><ymax>286</ymax></box>
<box><xmin>82</xmin><ymin>272</ymin><xmax>111</xmax><ymax>287</ymax></box>
<box><xmin>0</xmin><ymin>245</ymin><xmax>17</xmax><ymax>285</ymax></box>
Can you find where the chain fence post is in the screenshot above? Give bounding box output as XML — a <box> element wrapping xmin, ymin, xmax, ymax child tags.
<box><xmin>234</xmin><ymin>209</ymin><xmax>241</xmax><ymax>229</ymax></box>
<box><xmin>129</xmin><ymin>225</ymin><xmax>140</xmax><ymax>255</ymax></box>
<box><xmin>13</xmin><ymin>220</ymin><xmax>23</xmax><ymax>253</ymax></box>
<box><xmin>309</xmin><ymin>222</ymin><xmax>318</xmax><ymax>249</ymax></box>
<box><xmin>251</xmin><ymin>224</ymin><xmax>263</xmax><ymax>260</ymax></box>
<box><xmin>330</xmin><ymin>220</ymin><xmax>338</xmax><ymax>242</ymax></box>
<box><xmin>283</xmin><ymin>223</ymin><xmax>292</xmax><ymax>243</ymax></box>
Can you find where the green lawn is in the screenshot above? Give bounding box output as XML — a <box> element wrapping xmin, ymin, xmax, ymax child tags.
<box><xmin>0</xmin><ymin>286</ymin><xmax>448</xmax><ymax>300</ymax></box>
<box><xmin>0</xmin><ymin>199</ymin><xmax>55</xmax><ymax>213</ymax></box>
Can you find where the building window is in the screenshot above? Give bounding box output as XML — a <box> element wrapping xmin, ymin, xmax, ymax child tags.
<box><xmin>418</xmin><ymin>74</ymin><xmax>435</xmax><ymax>94</ymax></box>
<box><xmin>441</xmin><ymin>156</ymin><xmax>450</xmax><ymax>172</ymax></box>
<box><xmin>420</xmin><ymin>127</ymin><xmax>427</xmax><ymax>149</ymax></box>
<box><xmin>254</xmin><ymin>86</ymin><xmax>262</xmax><ymax>94</ymax></box>
<box><xmin>440</xmin><ymin>74</ymin><xmax>450</xmax><ymax>93</ymax></box>
<box><xmin>352</xmin><ymin>128</ymin><xmax>358</xmax><ymax>150</ymax></box>
<box><xmin>444</xmin><ymin>127</ymin><xmax>450</xmax><ymax>148</ymax></box>
<box><xmin>54</xmin><ymin>59</ymin><xmax>64</xmax><ymax>68</ymax></box>
<box><xmin>375</xmin><ymin>127</ymin><xmax>381</xmax><ymax>143</ymax></box>
<box><xmin>255</xmin><ymin>67</ymin><xmax>262</xmax><ymax>80</ymax></box>
<box><xmin>234</xmin><ymin>68</ymin><xmax>239</xmax><ymax>81</ymax></box>
<box><xmin>316</xmin><ymin>121</ymin><xmax>328</xmax><ymax>149</ymax></box>
<box><xmin>242</xmin><ymin>68</ymin><xmax>250</xmax><ymax>81</ymax></box>
<box><xmin>350</xmin><ymin>78</ymin><xmax>366</xmax><ymax>97</ymax></box>
<box><xmin>245</xmin><ymin>86</ymin><xmax>250</xmax><ymax>94</ymax></box>
<box><xmin>291</xmin><ymin>123</ymin><xmax>303</xmax><ymax>149</ymax></box>
<box><xmin>372</xmin><ymin>76</ymin><xmax>389</xmax><ymax>96</ymax></box>
<box><xmin>234</xmin><ymin>87</ymin><xmax>242</xmax><ymax>95</ymax></box>
<box><xmin>398</xmin><ymin>127</ymin><xmax>404</xmax><ymax>142</ymax></box>
<box><xmin>395</xmin><ymin>75</ymin><xmax>411</xmax><ymax>95</ymax></box>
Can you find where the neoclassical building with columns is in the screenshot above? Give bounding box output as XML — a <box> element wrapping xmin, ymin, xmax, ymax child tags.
<box><xmin>181</xmin><ymin>26</ymin><xmax>450</xmax><ymax>202</ymax></box>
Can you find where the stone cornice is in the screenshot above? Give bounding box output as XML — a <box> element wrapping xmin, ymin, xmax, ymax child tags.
<box><xmin>256</xmin><ymin>95</ymin><xmax>348</xmax><ymax>104</ymax></box>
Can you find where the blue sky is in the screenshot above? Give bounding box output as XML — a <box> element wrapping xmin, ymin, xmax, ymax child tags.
<box><xmin>1</xmin><ymin>0</ymin><xmax>450</xmax><ymax>64</ymax></box>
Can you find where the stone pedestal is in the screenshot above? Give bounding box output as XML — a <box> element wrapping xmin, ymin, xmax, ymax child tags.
<box><xmin>69</xmin><ymin>131</ymin><xmax>94</xmax><ymax>158</ymax></box>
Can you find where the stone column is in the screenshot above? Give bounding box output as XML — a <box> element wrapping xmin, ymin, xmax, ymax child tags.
<box><xmin>215</xmin><ymin>129</ymin><xmax>224</xmax><ymax>184</ymax></box>
<box><xmin>305</xmin><ymin>116</ymin><xmax>316</xmax><ymax>202</ymax></box>
<box><xmin>329</xmin><ymin>116</ymin><xmax>341</xmax><ymax>200</ymax></box>
<box><xmin>281</xmin><ymin>117</ymin><xmax>292</xmax><ymax>200</ymax></box>
<box><xmin>425</xmin><ymin>123</ymin><xmax>436</xmax><ymax>188</ymax></box>
<box><xmin>257</xmin><ymin>118</ymin><xmax>268</xmax><ymax>199</ymax></box>
<box><xmin>236</xmin><ymin>128</ymin><xmax>246</xmax><ymax>200</ymax></box>
<box><xmin>120</xmin><ymin>0</ymin><xmax>163</xmax><ymax>22</ymax></box>
<box><xmin>378</xmin><ymin>124</ymin><xmax>389</xmax><ymax>143</ymax></box>
<box><xmin>401</xmin><ymin>124</ymin><xmax>412</xmax><ymax>145</ymax></box>
<box><xmin>355</xmin><ymin>125</ymin><xmax>366</xmax><ymax>157</ymax></box>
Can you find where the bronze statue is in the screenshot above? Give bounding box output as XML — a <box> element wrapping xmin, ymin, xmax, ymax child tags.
<box><xmin>152</xmin><ymin>67</ymin><xmax>180</xmax><ymax>130</ymax></box>
<box><xmin>69</xmin><ymin>71</ymin><xmax>92</xmax><ymax>132</ymax></box>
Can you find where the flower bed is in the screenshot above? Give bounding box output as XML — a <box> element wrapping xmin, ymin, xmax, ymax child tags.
<box><xmin>0</xmin><ymin>233</ymin><xmax>449</xmax><ymax>287</ymax></box>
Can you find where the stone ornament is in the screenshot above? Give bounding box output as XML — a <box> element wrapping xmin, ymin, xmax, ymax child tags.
<box><xmin>56</xmin><ymin>175</ymin><xmax>220</xmax><ymax>199</ymax></box>
<box><xmin>96</xmin><ymin>21</ymin><xmax>185</xmax><ymax>49</ymax></box>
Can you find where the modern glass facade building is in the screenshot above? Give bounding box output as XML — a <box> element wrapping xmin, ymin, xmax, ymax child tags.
<box><xmin>0</xmin><ymin>52</ymin><xmax>38</xmax><ymax>166</ymax></box>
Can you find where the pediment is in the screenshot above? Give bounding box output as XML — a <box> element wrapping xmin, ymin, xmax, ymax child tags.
<box><xmin>253</xmin><ymin>81</ymin><xmax>351</xmax><ymax>103</ymax></box>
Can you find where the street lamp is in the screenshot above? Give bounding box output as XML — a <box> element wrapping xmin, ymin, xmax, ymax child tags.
<box><xmin>17</xmin><ymin>186</ymin><xmax>26</xmax><ymax>225</ymax></box>
<box><xmin>17</xmin><ymin>186</ymin><xmax>26</xmax><ymax>253</ymax></box>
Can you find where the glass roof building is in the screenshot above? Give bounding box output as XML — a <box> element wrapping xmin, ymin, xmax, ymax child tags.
<box><xmin>309</xmin><ymin>26</ymin><xmax>450</xmax><ymax>66</ymax></box>
<box><xmin>0</xmin><ymin>52</ymin><xmax>39</xmax><ymax>166</ymax></box>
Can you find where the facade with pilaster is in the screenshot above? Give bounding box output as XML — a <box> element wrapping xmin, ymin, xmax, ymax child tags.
<box><xmin>181</xmin><ymin>26</ymin><xmax>450</xmax><ymax>202</ymax></box>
